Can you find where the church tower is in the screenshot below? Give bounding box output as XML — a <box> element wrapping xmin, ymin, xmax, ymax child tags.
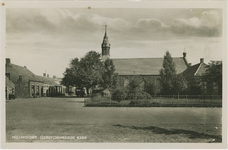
<box><xmin>101</xmin><ymin>25</ymin><xmax>110</xmax><ymax>61</ymax></box>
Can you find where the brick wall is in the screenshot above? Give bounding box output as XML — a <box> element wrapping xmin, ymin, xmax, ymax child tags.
<box><xmin>15</xmin><ymin>81</ymin><xmax>30</xmax><ymax>98</ymax></box>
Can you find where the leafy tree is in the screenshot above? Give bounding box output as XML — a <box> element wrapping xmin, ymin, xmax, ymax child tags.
<box><xmin>79</xmin><ymin>51</ymin><xmax>104</xmax><ymax>93</ymax></box>
<box><xmin>172</xmin><ymin>74</ymin><xmax>188</xmax><ymax>95</ymax></box>
<box><xmin>61</xmin><ymin>58</ymin><xmax>83</xmax><ymax>88</ymax></box>
<box><xmin>144</xmin><ymin>81</ymin><xmax>156</xmax><ymax>96</ymax></box>
<box><xmin>159</xmin><ymin>51</ymin><xmax>176</xmax><ymax>94</ymax></box>
<box><xmin>102</xmin><ymin>58</ymin><xmax>118</xmax><ymax>90</ymax></box>
<box><xmin>159</xmin><ymin>51</ymin><xmax>188</xmax><ymax>95</ymax></box>
<box><xmin>62</xmin><ymin>51</ymin><xmax>118</xmax><ymax>95</ymax></box>
<box><xmin>127</xmin><ymin>76</ymin><xmax>145</xmax><ymax>99</ymax></box>
<box><xmin>202</xmin><ymin>61</ymin><xmax>222</xmax><ymax>95</ymax></box>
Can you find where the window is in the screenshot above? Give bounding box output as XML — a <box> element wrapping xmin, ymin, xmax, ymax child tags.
<box><xmin>200</xmin><ymin>81</ymin><xmax>207</xmax><ymax>94</ymax></box>
<box><xmin>124</xmin><ymin>79</ymin><xmax>129</xmax><ymax>87</ymax></box>
<box><xmin>213</xmin><ymin>82</ymin><xmax>218</xmax><ymax>94</ymax></box>
<box><xmin>31</xmin><ymin>85</ymin><xmax>35</xmax><ymax>96</ymax></box>
<box><xmin>36</xmin><ymin>86</ymin><xmax>39</xmax><ymax>95</ymax></box>
<box><xmin>139</xmin><ymin>81</ymin><xmax>145</xmax><ymax>90</ymax></box>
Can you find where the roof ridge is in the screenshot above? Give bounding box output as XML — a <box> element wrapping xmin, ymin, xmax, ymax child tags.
<box><xmin>194</xmin><ymin>63</ymin><xmax>202</xmax><ymax>76</ymax></box>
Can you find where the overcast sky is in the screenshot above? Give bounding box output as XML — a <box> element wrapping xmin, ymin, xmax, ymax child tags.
<box><xmin>6</xmin><ymin>8</ymin><xmax>223</xmax><ymax>78</ymax></box>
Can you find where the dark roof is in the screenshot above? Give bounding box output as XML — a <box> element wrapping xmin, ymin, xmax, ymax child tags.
<box><xmin>35</xmin><ymin>75</ymin><xmax>60</xmax><ymax>86</ymax></box>
<box><xmin>9</xmin><ymin>64</ymin><xmax>42</xmax><ymax>82</ymax></box>
<box><xmin>112</xmin><ymin>57</ymin><xmax>188</xmax><ymax>75</ymax></box>
<box><xmin>182</xmin><ymin>63</ymin><xmax>207</xmax><ymax>79</ymax></box>
<box><xmin>5</xmin><ymin>76</ymin><xmax>15</xmax><ymax>87</ymax></box>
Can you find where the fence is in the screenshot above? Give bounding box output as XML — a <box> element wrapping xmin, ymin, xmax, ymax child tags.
<box><xmin>84</xmin><ymin>95</ymin><xmax>222</xmax><ymax>107</ymax></box>
<box><xmin>151</xmin><ymin>95</ymin><xmax>222</xmax><ymax>100</ymax></box>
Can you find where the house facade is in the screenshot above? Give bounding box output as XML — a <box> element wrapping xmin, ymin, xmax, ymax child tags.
<box><xmin>5</xmin><ymin>58</ymin><xmax>44</xmax><ymax>98</ymax></box>
<box><xmin>182</xmin><ymin>58</ymin><xmax>220</xmax><ymax>95</ymax></box>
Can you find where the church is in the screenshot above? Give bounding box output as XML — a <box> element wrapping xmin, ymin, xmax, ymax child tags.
<box><xmin>101</xmin><ymin>25</ymin><xmax>190</xmax><ymax>94</ymax></box>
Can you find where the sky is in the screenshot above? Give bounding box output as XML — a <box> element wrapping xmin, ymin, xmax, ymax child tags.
<box><xmin>5</xmin><ymin>8</ymin><xmax>223</xmax><ymax>78</ymax></box>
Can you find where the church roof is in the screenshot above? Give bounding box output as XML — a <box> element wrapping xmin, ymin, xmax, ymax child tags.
<box><xmin>112</xmin><ymin>57</ymin><xmax>188</xmax><ymax>75</ymax></box>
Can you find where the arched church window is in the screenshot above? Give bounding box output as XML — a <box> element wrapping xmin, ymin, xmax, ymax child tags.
<box><xmin>139</xmin><ymin>81</ymin><xmax>145</xmax><ymax>90</ymax></box>
<box><xmin>124</xmin><ymin>79</ymin><xmax>129</xmax><ymax>87</ymax></box>
<box><xmin>156</xmin><ymin>78</ymin><xmax>161</xmax><ymax>89</ymax></box>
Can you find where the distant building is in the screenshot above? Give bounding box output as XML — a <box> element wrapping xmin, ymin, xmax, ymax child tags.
<box><xmin>101</xmin><ymin>26</ymin><xmax>190</xmax><ymax>94</ymax></box>
<box><xmin>35</xmin><ymin>74</ymin><xmax>65</xmax><ymax>97</ymax></box>
<box><xmin>182</xmin><ymin>58</ymin><xmax>220</xmax><ymax>95</ymax></box>
<box><xmin>5</xmin><ymin>58</ymin><xmax>43</xmax><ymax>98</ymax></box>
<box><xmin>5</xmin><ymin>58</ymin><xmax>65</xmax><ymax>99</ymax></box>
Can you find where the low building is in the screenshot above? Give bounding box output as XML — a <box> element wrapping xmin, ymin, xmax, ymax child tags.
<box><xmin>182</xmin><ymin>58</ymin><xmax>208</xmax><ymax>95</ymax></box>
<box><xmin>36</xmin><ymin>74</ymin><xmax>65</xmax><ymax>97</ymax></box>
<box><xmin>5</xmin><ymin>58</ymin><xmax>43</xmax><ymax>98</ymax></box>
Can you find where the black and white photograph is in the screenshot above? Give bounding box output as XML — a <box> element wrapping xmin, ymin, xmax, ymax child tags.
<box><xmin>1</xmin><ymin>1</ymin><xmax>226</xmax><ymax>149</ymax></box>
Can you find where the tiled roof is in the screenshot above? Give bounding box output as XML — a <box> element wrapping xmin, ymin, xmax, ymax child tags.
<box><xmin>35</xmin><ymin>75</ymin><xmax>60</xmax><ymax>86</ymax></box>
<box><xmin>5</xmin><ymin>76</ymin><xmax>15</xmax><ymax>87</ymax></box>
<box><xmin>112</xmin><ymin>57</ymin><xmax>188</xmax><ymax>75</ymax></box>
<box><xmin>182</xmin><ymin>63</ymin><xmax>207</xmax><ymax>79</ymax></box>
<box><xmin>9</xmin><ymin>64</ymin><xmax>42</xmax><ymax>83</ymax></box>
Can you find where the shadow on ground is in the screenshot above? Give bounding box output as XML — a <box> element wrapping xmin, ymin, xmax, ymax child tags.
<box><xmin>113</xmin><ymin>124</ymin><xmax>222</xmax><ymax>143</ymax></box>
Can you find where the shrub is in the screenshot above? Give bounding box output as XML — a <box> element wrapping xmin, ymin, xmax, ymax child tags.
<box><xmin>111</xmin><ymin>87</ymin><xmax>128</xmax><ymax>102</ymax></box>
<box><xmin>129</xmin><ymin>100</ymin><xmax>150</xmax><ymax>105</ymax></box>
<box><xmin>127</xmin><ymin>91</ymin><xmax>151</xmax><ymax>100</ymax></box>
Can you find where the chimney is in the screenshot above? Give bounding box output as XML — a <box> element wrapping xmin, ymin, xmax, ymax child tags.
<box><xmin>43</xmin><ymin>73</ymin><xmax>46</xmax><ymax>77</ymax></box>
<box><xmin>183</xmin><ymin>52</ymin><xmax>186</xmax><ymax>58</ymax></box>
<box><xmin>188</xmin><ymin>63</ymin><xmax>191</xmax><ymax>66</ymax></box>
<box><xmin>19</xmin><ymin>75</ymin><xmax>22</xmax><ymax>81</ymax></box>
<box><xmin>200</xmin><ymin>58</ymin><xmax>204</xmax><ymax>63</ymax></box>
<box><xmin>53</xmin><ymin>75</ymin><xmax>56</xmax><ymax>79</ymax></box>
<box><xmin>47</xmin><ymin>74</ymin><xmax>49</xmax><ymax>78</ymax></box>
<box><xmin>6</xmin><ymin>58</ymin><xmax>11</xmax><ymax>65</ymax></box>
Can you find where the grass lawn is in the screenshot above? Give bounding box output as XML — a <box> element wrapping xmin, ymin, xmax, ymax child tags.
<box><xmin>5</xmin><ymin>97</ymin><xmax>222</xmax><ymax>143</ymax></box>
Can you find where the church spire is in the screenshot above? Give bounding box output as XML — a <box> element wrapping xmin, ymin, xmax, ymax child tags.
<box><xmin>101</xmin><ymin>24</ymin><xmax>110</xmax><ymax>61</ymax></box>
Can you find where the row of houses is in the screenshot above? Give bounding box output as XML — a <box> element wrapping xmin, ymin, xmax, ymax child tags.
<box><xmin>5</xmin><ymin>58</ymin><xmax>66</xmax><ymax>99</ymax></box>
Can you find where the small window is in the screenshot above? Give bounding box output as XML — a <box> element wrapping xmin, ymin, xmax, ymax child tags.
<box><xmin>139</xmin><ymin>81</ymin><xmax>145</xmax><ymax>90</ymax></box>
<box><xmin>124</xmin><ymin>79</ymin><xmax>129</xmax><ymax>87</ymax></box>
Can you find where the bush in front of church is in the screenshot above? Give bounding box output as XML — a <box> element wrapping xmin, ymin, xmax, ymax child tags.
<box><xmin>127</xmin><ymin>91</ymin><xmax>152</xmax><ymax>100</ymax></box>
<box><xmin>111</xmin><ymin>87</ymin><xmax>128</xmax><ymax>102</ymax></box>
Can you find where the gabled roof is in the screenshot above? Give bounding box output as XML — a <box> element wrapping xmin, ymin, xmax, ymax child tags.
<box><xmin>35</xmin><ymin>75</ymin><xmax>60</xmax><ymax>86</ymax></box>
<box><xmin>182</xmin><ymin>63</ymin><xmax>207</xmax><ymax>79</ymax></box>
<box><xmin>5</xmin><ymin>76</ymin><xmax>15</xmax><ymax>87</ymax></box>
<box><xmin>7</xmin><ymin>64</ymin><xmax>42</xmax><ymax>83</ymax></box>
<box><xmin>112</xmin><ymin>57</ymin><xmax>188</xmax><ymax>75</ymax></box>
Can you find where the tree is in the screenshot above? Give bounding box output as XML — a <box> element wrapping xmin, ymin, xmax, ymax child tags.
<box><xmin>172</xmin><ymin>74</ymin><xmax>188</xmax><ymax>96</ymax></box>
<box><xmin>79</xmin><ymin>51</ymin><xmax>104</xmax><ymax>93</ymax></box>
<box><xmin>102</xmin><ymin>58</ymin><xmax>118</xmax><ymax>90</ymax></box>
<box><xmin>159</xmin><ymin>51</ymin><xmax>188</xmax><ymax>95</ymax></box>
<box><xmin>61</xmin><ymin>58</ymin><xmax>83</xmax><ymax>88</ymax></box>
<box><xmin>159</xmin><ymin>51</ymin><xmax>176</xmax><ymax>94</ymax></box>
<box><xmin>202</xmin><ymin>61</ymin><xmax>222</xmax><ymax>95</ymax></box>
<box><xmin>61</xmin><ymin>51</ymin><xmax>117</xmax><ymax>94</ymax></box>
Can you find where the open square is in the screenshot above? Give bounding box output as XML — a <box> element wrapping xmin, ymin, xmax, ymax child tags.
<box><xmin>6</xmin><ymin>98</ymin><xmax>222</xmax><ymax>143</ymax></box>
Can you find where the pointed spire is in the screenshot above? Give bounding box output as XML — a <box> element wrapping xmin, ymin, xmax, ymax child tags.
<box><xmin>102</xmin><ymin>24</ymin><xmax>110</xmax><ymax>46</ymax></box>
